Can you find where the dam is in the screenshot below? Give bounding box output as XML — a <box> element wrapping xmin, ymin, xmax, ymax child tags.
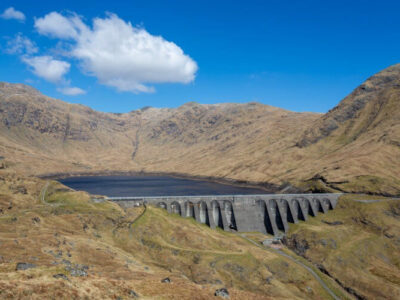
<box><xmin>60</xmin><ymin>176</ymin><xmax>341</xmax><ymax>236</ymax></box>
<box><xmin>110</xmin><ymin>193</ymin><xmax>341</xmax><ymax>236</ymax></box>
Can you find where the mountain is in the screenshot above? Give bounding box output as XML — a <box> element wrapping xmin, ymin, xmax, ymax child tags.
<box><xmin>295</xmin><ymin>64</ymin><xmax>400</xmax><ymax>195</ymax></box>
<box><xmin>0</xmin><ymin>64</ymin><xmax>400</xmax><ymax>195</ymax></box>
<box><xmin>1</xmin><ymin>67</ymin><xmax>400</xmax><ymax>299</ymax></box>
<box><xmin>298</xmin><ymin>64</ymin><xmax>400</xmax><ymax>147</ymax></box>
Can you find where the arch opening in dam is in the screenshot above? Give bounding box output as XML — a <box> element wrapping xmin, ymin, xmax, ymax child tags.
<box><xmin>211</xmin><ymin>200</ymin><xmax>224</xmax><ymax>229</ymax></box>
<box><xmin>313</xmin><ymin>198</ymin><xmax>323</xmax><ymax>213</ymax></box>
<box><xmin>223</xmin><ymin>200</ymin><xmax>237</xmax><ymax>230</ymax></box>
<box><xmin>257</xmin><ymin>199</ymin><xmax>275</xmax><ymax>235</ymax></box>
<box><xmin>185</xmin><ymin>201</ymin><xmax>195</xmax><ymax>218</ymax></box>
<box><xmin>282</xmin><ymin>199</ymin><xmax>295</xmax><ymax>223</ymax></box>
<box><xmin>171</xmin><ymin>201</ymin><xmax>181</xmax><ymax>215</ymax></box>
<box><xmin>291</xmin><ymin>199</ymin><xmax>304</xmax><ymax>221</ymax></box>
<box><xmin>199</xmin><ymin>201</ymin><xmax>210</xmax><ymax>225</ymax></box>
<box><xmin>111</xmin><ymin>193</ymin><xmax>341</xmax><ymax>236</ymax></box>
<box><xmin>301</xmin><ymin>198</ymin><xmax>314</xmax><ymax>217</ymax></box>
<box><xmin>323</xmin><ymin>198</ymin><xmax>332</xmax><ymax>210</ymax></box>
<box><xmin>270</xmin><ymin>199</ymin><xmax>285</xmax><ymax>232</ymax></box>
<box><xmin>157</xmin><ymin>202</ymin><xmax>167</xmax><ymax>210</ymax></box>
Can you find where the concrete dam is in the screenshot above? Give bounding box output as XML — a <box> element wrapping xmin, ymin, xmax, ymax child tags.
<box><xmin>110</xmin><ymin>193</ymin><xmax>341</xmax><ymax>236</ymax></box>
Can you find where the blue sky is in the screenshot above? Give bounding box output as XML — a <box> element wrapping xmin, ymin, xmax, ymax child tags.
<box><xmin>1</xmin><ymin>0</ymin><xmax>400</xmax><ymax>113</ymax></box>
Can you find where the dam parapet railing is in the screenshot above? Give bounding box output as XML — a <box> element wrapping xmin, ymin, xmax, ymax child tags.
<box><xmin>109</xmin><ymin>193</ymin><xmax>342</xmax><ymax>236</ymax></box>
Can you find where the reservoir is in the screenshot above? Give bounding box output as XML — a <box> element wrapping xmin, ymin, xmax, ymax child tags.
<box><xmin>59</xmin><ymin>175</ymin><xmax>268</xmax><ymax>197</ymax></box>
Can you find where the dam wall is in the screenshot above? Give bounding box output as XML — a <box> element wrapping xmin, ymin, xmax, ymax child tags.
<box><xmin>110</xmin><ymin>193</ymin><xmax>341</xmax><ymax>236</ymax></box>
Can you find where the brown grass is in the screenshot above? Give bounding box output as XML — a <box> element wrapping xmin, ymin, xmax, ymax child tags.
<box><xmin>285</xmin><ymin>195</ymin><xmax>400</xmax><ymax>299</ymax></box>
<box><xmin>1</xmin><ymin>65</ymin><xmax>400</xmax><ymax>196</ymax></box>
<box><xmin>0</xmin><ymin>175</ymin><xmax>344</xmax><ymax>299</ymax></box>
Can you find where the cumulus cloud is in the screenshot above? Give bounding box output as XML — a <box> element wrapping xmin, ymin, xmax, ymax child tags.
<box><xmin>34</xmin><ymin>12</ymin><xmax>83</xmax><ymax>39</ymax></box>
<box><xmin>57</xmin><ymin>86</ymin><xmax>86</xmax><ymax>95</ymax></box>
<box><xmin>1</xmin><ymin>7</ymin><xmax>25</xmax><ymax>22</ymax></box>
<box><xmin>6</xmin><ymin>33</ymin><xmax>38</xmax><ymax>55</ymax></box>
<box><xmin>34</xmin><ymin>12</ymin><xmax>198</xmax><ymax>93</ymax></box>
<box><xmin>22</xmin><ymin>55</ymin><xmax>70</xmax><ymax>83</ymax></box>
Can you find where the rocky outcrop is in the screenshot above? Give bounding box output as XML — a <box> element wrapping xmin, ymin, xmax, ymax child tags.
<box><xmin>16</xmin><ymin>262</ymin><xmax>36</xmax><ymax>270</ymax></box>
<box><xmin>215</xmin><ymin>288</ymin><xmax>230</xmax><ymax>298</ymax></box>
<box><xmin>282</xmin><ymin>234</ymin><xmax>310</xmax><ymax>256</ymax></box>
<box><xmin>161</xmin><ymin>277</ymin><xmax>171</xmax><ymax>283</ymax></box>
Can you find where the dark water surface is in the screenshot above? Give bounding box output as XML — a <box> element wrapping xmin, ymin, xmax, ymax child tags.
<box><xmin>59</xmin><ymin>175</ymin><xmax>268</xmax><ymax>197</ymax></box>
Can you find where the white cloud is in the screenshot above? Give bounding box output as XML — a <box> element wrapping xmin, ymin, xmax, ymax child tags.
<box><xmin>22</xmin><ymin>56</ymin><xmax>70</xmax><ymax>83</ymax></box>
<box><xmin>34</xmin><ymin>12</ymin><xmax>198</xmax><ymax>93</ymax></box>
<box><xmin>1</xmin><ymin>7</ymin><xmax>25</xmax><ymax>22</ymax></box>
<box><xmin>6</xmin><ymin>33</ymin><xmax>38</xmax><ymax>55</ymax></box>
<box><xmin>34</xmin><ymin>12</ymin><xmax>83</xmax><ymax>39</ymax></box>
<box><xmin>57</xmin><ymin>86</ymin><xmax>86</xmax><ymax>95</ymax></box>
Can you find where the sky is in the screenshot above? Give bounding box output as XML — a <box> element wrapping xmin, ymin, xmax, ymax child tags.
<box><xmin>0</xmin><ymin>0</ymin><xmax>400</xmax><ymax>113</ymax></box>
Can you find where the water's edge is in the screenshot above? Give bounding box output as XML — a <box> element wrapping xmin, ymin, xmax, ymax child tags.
<box><xmin>40</xmin><ymin>171</ymin><xmax>281</xmax><ymax>194</ymax></box>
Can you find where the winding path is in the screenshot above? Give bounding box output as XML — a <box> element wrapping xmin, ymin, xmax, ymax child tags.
<box><xmin>238</xmin><ymin>233</ymin><xmax>341</xmax><ymax>300</ymax></box>
<box><xmin>40</xmin><ymin>181</ymin><xmax>63</xmax><ymax>207</ymax></box>
<box><xmin>40</xmin><ymin>181</ymin><xmax>50</xmax><ymax>205</ymax></box>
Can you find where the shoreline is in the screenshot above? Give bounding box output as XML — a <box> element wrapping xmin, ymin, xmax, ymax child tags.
<box><xmin>39</xmin><ymin>170</ymin><xmax>282</xmax><ymax>194</ymax></box>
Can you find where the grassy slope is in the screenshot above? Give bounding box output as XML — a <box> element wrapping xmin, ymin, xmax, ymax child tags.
<box><xmin>0</xmin><ymin>175</ymin><xmax>343</xmax><ymax>299</ymax></box>
<box><xmin>1</xmin><ymin>174</ymin><xmax>399</xmax><ymax>299</ymax></box>
<box><xmin>285</xmin><ymin>194</ymin><xmax>400</xmax><ymax>299</ymax></box>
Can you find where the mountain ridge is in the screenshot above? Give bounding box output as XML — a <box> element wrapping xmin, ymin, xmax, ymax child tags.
<box><xmin>0</xmin><ymin>64</ymin><xmax>399</xmax><ymax>195</ymax></box>
<box><xmin>297</xmin><ymin>63</ymin><xmax>400</xmax><ymax>147</ymax></box>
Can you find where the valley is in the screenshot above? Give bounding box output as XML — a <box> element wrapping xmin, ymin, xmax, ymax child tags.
<box><xmin>1</xmin><ymin>64</ymin><xmax>400</xmax><ymax>196</ymax></box>
<box><xmin>0</xmin><ymin>64</ymin><xmax>400</xmax><ymax>299</ymax></box>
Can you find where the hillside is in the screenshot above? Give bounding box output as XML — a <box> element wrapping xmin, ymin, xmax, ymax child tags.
<box><xmin>1</xmin><ymin>173</ymin><xmax>399</xmax><ymax>299</ymax></box>
<box><xmin>1</xmin><ymin>65</ymin><xmax>400</xmax><ymax>299</ymax></box>
<box><xmin>0</xmin><ymin>174</ymin><xmax>350</xmax><ymax>299</ymax></box>
<box><xmin>0</xmin><ymin>64</ymin><xmax>400</xmax><ymax>195</ymax></box>
<box><xmin>284</xmin><ymin>194</ymin><xmax>400</xmax><ymax>299</ymax></box>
